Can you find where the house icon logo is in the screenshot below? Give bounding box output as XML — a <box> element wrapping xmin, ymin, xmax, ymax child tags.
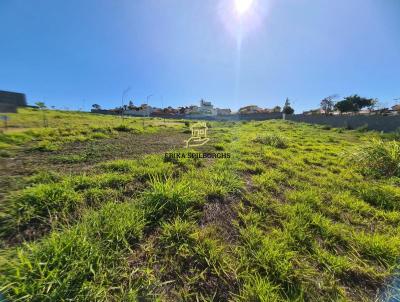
<box><xmin>184</xmin><ymin>122</ymin><xmax>210</xmax><ymax>148</ymax></box>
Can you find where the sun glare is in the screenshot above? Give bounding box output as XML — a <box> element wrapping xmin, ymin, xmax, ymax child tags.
<box><xmin>234</xmin><ymin>0</ymin><xmax>254</xmax><ymax>15</ymax></box>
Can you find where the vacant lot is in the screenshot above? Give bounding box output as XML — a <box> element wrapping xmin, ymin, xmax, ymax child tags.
<box><xmin>1</xmin><ymin>109</ymin><xmax>399</xmax><ymax>301</ymax></box>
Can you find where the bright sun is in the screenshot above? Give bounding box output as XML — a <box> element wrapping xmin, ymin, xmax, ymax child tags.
<box><xmin>234</xmin><ymin>0</ymin><xmax>254</xmax><ymax>15</ymax></box>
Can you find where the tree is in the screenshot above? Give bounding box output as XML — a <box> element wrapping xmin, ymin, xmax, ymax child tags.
<box><xmin>35</xmin><ymin>102</ymin><xmax>48</xmax><ymax>127</ymax></box>
<box><xmin>334</xmin><ymin>99</ymin><xmax>354</xmax><ymax>114</ymax></box>
<box><xmin>273</xmin><ymin>106</ymin><xmax>281</xmax><ymax>112</ymax></box>
<box><xmin>35</xmin><ymin>102</ymin><xmax>46</xmax><ymax>110</ymax></box>
<box><xmin>282</xmin><ymin>98</ymin><xmax>294</xmax><ymax>114</ymax></box>
<box><xmin>333</xmin><ymin>95</ymin><xmax>376</xmax><ymax>114</ymax></box>
<box><xmin>320</xmin><ymin>95</ymin><xmax>337</xmax><ymax>115</ymax></box>
<box><xmin>367</xmin><ymin>98</ymin><xmax>378</xmax><ymax>112</ymax></box>
<box><xmin>92</xmin><ymin>104</ymin><xmax>101</xmax><ymax>110</ymax></box>
<box><xmin>343</xmin><ymin>95</ymin><xmax>375</xmax><ymax>112</ymax></box>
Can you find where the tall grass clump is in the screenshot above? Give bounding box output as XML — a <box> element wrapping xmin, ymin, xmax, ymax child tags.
<box><xmin>253</xmin><ymin>133</ymin><xmax>287</xmax><ymax>149</ymax></box>
<box><xmin>356</xmin><ymin>183</ymin><xmax>400</xmax><ymax>211</ymax></box>
<box><xmin>352</xmin><ymin>139</ymin><xmax>400</xmax><ymax>178</ymax></box>
<box><xmin>1</xmin><ymin>201</ymin><xmax>147</xmax><ymax>301</ymax></box>
<box><xmin>0</xmin><ymin>183</ymin><xmax>83</xmax><ymax>237</ymax></box>
<box><xmin>142</xmin><ymin>176</ymin><xmax>198</xmax><ymax>222</ymax></box>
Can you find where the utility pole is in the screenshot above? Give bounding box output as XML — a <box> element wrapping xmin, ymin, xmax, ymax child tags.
<box><xmin>121</xmin><ymin>87</ymin><xmax>131</xmax><ymax>120</ymax></box>
<box><xmin>161</xmin><ymin>95</ymin><xmax>166</xmax><ymax>125</ymax></box>
<box><xmin>143</xmin><ymin>94</ymin><xmax>153</xmax><ymax>127</ymax></box>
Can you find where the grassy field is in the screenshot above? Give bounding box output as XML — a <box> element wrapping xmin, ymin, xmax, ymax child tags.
<box><xmin>1</xmin><ymin>108</ymin><xmax>400</xmax><ymax>301</ymax></box>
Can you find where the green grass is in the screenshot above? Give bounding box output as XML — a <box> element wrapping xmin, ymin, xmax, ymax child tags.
<box><xmin>352</xmin><ymin>138</ymin><xmax>400</xmax><ymax>178</ymax></box>
<box><xmin>0</xmin><ymin>108</ymin><xmax>183</xmax><ymax>152</ymax></box>
<box><xmin>1</xmin><ymin>109</ymin><xmax>400</xmax><ymax>301</ymax></box>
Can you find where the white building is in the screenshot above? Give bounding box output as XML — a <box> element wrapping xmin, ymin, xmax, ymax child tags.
<box><xmin>191</xmin><ymin>99</ymin><xmax>217</xmax><ymax>116</ymax></box>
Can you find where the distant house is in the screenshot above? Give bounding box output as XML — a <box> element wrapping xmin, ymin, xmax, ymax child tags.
<box><xmin>376</xmin><ymin>108</ymin><xmax>399</xmax><ymax>116</ymax></box>
<box><xmin>124</xmin><ymin>104</ymin><xmax>156</xmax><ymax>116</ymax></box>
<box><xmin>189</xmin><ymin>99</ymin><xmax>217</xmax><ymax>116</ymax></box>
<box><xmin>188</xmin><ymin>105</ymin><xmax>199</xmax><ymax>114</ymax></box>
<box><xmin>239</xmin><ymin>105</ymin><xmax>263</xmax><ymax>114</ymax></box>
<box><xmin>303</xmin><ymin>109</ymin><xmax>325</xmax><ymax>115</ymax></box>
<box><xmin>199</xmin><ymin>99</ymin><xmax>217</xmax><ymax>115</ymax></box>
<box><xmin>391</xmin><ymin>104</ymin><xmax>400</xmax><ymax>112</ymax></box>
<box><xmin>217</xmin><ymin>108</ymin><xmax>231</xmax><ymax>115</ymax></box>
<box><xmin>0</xmin><ymin>90</ymin><xmax>27</xmax><ymax>113</ymax></box>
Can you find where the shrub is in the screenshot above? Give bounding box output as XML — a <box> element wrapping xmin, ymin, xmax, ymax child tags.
<box><xmin>253</xmin><ymin>134</ymin><xmax>287</xmax><ymax>149</ymax></box>
<box><xmin>352</xmin><ymin>139</ymin><xmax>400</xmax><ymax>178</ymax></box>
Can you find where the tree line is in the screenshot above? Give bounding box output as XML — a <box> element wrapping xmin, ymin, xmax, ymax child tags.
<box><xmin>320</xmin><ymin>95</ymin><xmax>377</xmax><ymax>115</ymax></box>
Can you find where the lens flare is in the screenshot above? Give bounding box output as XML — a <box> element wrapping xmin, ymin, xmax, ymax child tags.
<box><xmin>234</xmin><ymin>0</ymin><xmax>254</xmax><ymax>15</ymax></box>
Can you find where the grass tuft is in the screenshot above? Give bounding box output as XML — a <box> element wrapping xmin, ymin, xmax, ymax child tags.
<box><xmin>253</xmin><ymin>133</ymin><xmax>288</xmax><ymax>148</ymax></box>
<box><xmin>352</xmin><ymin>139</ymin><xmax>400</xmax><ymax>178</ymax></box>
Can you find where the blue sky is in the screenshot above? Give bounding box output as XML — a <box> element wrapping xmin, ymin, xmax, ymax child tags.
<box><xmin>1</xmin><ymin>0</ymin><xmax>399</xmax><ymax>112</ymax></box>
